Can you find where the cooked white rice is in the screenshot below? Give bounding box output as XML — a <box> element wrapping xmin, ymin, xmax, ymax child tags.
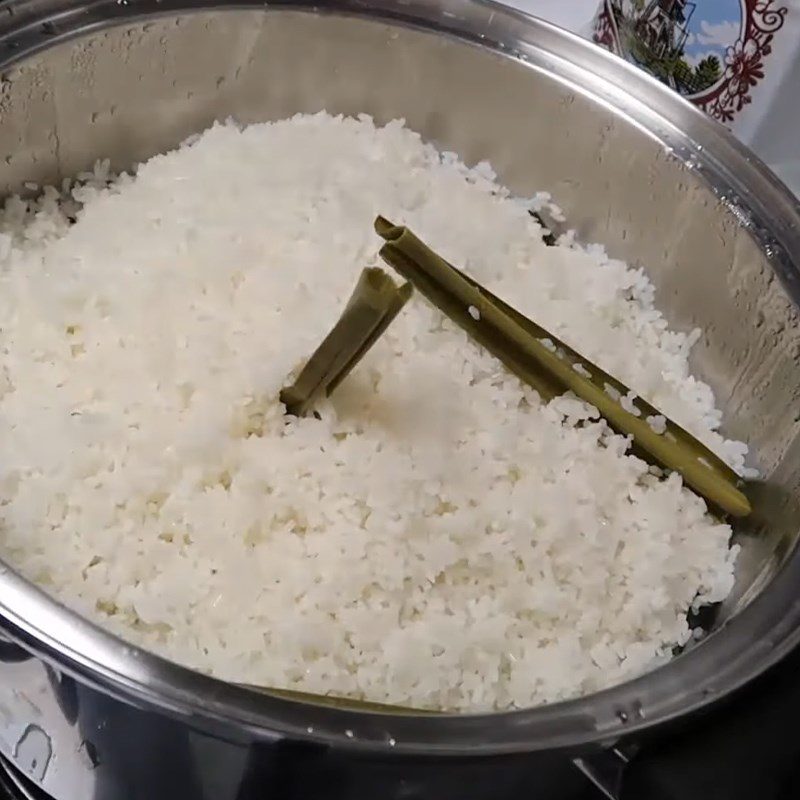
<box><xmin>0</xmin><ymin>113</ymin><xmax>743</xmax><ymax>711</ymax></box>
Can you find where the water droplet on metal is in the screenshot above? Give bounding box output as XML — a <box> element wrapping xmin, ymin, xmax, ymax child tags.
<box><xmin>14</xmin><ymin>724</ymin><xmax>52</xmax><ymax>781</ymax></box>
<box><xmin>78</xmin><ymin>739</ymin><xmax>100</xmax><ymax>769</ymax></box>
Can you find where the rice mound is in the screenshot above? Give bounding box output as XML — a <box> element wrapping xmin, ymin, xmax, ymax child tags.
<box><xmin>0</xmin><ymin>113</ymin><xmax>742</xmax><ymax>711</ymax></box>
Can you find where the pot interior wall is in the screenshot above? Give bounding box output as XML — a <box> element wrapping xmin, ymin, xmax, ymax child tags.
<box><xmin>1</xmin><ymin>8</ymin><xmax>799</xmax><ymax>624</ymax></box>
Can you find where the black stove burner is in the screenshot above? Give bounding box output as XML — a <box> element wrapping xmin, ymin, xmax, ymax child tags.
<box><xmin>0</xmin><ymin>754</ymin><xmax>608</xmax><ymax>800</ymax></box>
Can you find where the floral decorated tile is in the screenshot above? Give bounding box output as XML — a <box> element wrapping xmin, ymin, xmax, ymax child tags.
<box><xmin>592</xmin><ymin>1</ymin><xmax>792</xmax><ymax>130</ymax></box>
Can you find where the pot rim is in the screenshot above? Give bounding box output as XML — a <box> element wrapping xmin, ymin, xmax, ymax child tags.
<box><xmin>1</xmin><ymin>0</ymin><xmax>800</xmax><ymax>757</ymax></box>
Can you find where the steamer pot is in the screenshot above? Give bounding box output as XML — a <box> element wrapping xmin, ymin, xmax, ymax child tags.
<box><xmin>0</xmin><ymin>1</ymin><xmax>800</xmax><ymax>798</ymax></box>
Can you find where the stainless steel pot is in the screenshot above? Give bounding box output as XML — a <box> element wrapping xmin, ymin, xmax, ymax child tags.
<box><xmin>1</xmin><ymin>1</ymin><xmax>800</xmax><ymax>798</ymax></box>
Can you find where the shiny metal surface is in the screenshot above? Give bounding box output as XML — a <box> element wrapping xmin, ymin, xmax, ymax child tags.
<box><xmin>0</xmin><ymin>1</ymin><xmax>799</xmax><ymax>798</ymax></box>
<box><xmin>0</xmin><ymin>752</ymin><xmax>50</xmax><ymax>800</ymax></box>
